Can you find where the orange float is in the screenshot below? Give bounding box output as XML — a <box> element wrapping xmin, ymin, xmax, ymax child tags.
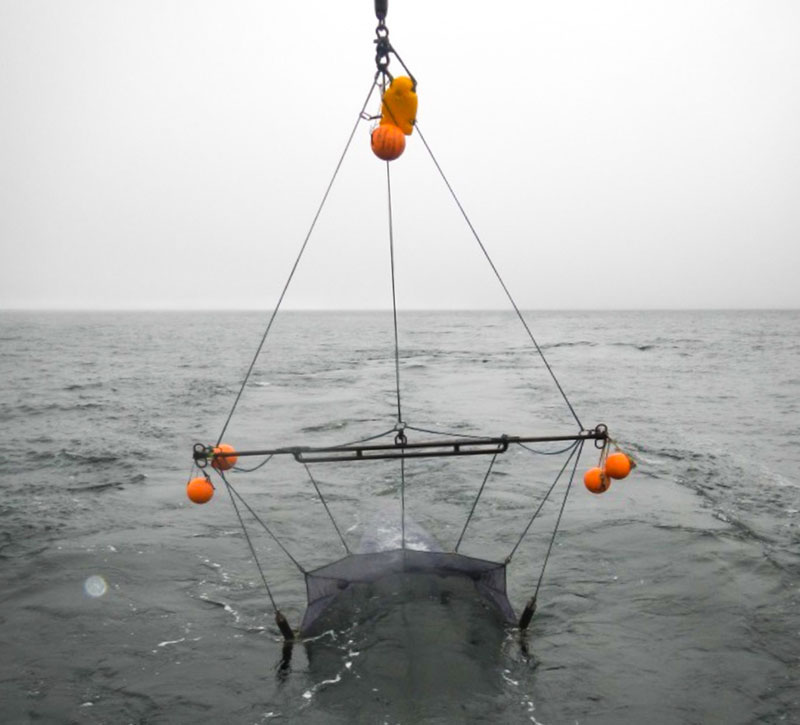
<box><xmin>605</xmin><ymin>452</ymin><xmax>632</xmax><ymax>480</ymax></box>
<box><xmin>187</xmin><ymin>477</ymin><xmax>214</xmax><ymax>504</ymax></box>
<box><xmin>371</xmin><ymin>124</ymin><xmax>406</xmax><ymax>161</ymax></box>
<box><xmin>211</xmin><ymin>443</ymin><xmax>238</xmax><ymax>471</ymax></box>
<box><xmin>584</xmin><ymin>467</ymin><xmax>610</xmax><ymax>494</ymax></box>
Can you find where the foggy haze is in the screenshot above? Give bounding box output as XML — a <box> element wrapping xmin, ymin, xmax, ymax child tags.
<box><xmin>1</xmin><ymin>0</ymin><xmax>798</xmax><ymax>310</ymax></box>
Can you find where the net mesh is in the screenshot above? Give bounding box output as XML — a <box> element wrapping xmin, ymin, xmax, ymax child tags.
<box><xmin>301</xmin><ymin>548</ymin><xmax>514</xmax><ymax>634</ymax></box>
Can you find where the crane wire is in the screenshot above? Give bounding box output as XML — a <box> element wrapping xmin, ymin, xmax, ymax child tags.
<box><xmin>215</xmin><ymin>76</ymin><xmax>381</xmax><ymax>446</ymax></box>
<box><xmin>414</xmin><ymin>123</ymin><xmax>584</xmax><ymax>432</ymax></box>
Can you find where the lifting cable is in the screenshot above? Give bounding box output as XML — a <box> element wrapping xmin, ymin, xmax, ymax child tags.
<box><xmin>302</xmin><ymin>463</ymin><xmax>350</xmax><ymax>555</ymax></box>
<box><xmin>377</xmin><ymin>2</ymin><xmax>411</xmax><ymax>550</ymax></box>
<box><xmin>221</xmin><ymin>471</ymin><xmax>306</xmax><ymax>574</ymax></box>
<box><xmin>214</xmin><ymin>76</ymin><xmax>381</xmax><ymax>447</ymax></box>
<box><xmin>385</xmin><ymin>160</ymin><xmax>403</xmax><ymax>426</ymax></box>
<box><xmin>414</xmin><ymin>124</ymin><xmax>584</xmax><ymax>432</ymax></box>
<box><xmin>220</xmin><ymin>472</ymin><xmax>296</xmax><ymax>640</ymax></box>
<box><xmin>454</xmin><ymin>450</ymin><xmax>499</xmax><ymax>552</ymax></box>
<box><xmin>518</xmin><ymin>440</ymin><xmax>584</xmax><ymax>631</ymax></box>
<box><xmin>385</xmin><ymin>143</ymin><xmax>409</xmax><ymax>550</ymax></box>
<box><xmin>506</xmin><ymin>440</ymin><xmax>581</xmax><ymax>563</ymax></box>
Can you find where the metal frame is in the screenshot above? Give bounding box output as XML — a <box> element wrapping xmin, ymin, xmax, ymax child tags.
<box><xmin>193</xmin><ymin>427</ymin><xmax>607</xmax><ymax>466</ymax></box>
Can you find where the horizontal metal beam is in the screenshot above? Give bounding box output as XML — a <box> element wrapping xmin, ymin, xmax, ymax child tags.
<box><xmin>294</xmin><ymin>438</ymin><xmax>510</xmax><ymax>463</ymax></box>
<box><xmin>194</xmin><ymin>428</ymin><xmax>607</xmax><ymax>466</ymax></box>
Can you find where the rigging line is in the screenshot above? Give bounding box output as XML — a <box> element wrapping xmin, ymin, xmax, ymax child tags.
<box><xmin>222</xmin><ymin>474</ymin><xmax>279</xmax><ymax>612</ymax></box>
<box><xmin>389</xmin><ymin>46</ymin><xmax>416</xmax><ymax>88</ymax></box>
<box><xmin>233</xmin><ymin>454</ymin><xmax>274</xmax><ymax>473</ymax></box>
<box><xmin>385</xmin><ymin>160</ymin><xmax>403</xmax><ymax>424</ymax></box>
<box><xmin>505</xmin><ymin>440</ymin><xmax>580</xmax><ymax>562</ymax></box>
<box><xmin>414</xmin><ymin>124</ymin><xmax>584</xmax><ymax>431</ymax></box>
<box><xmin>533</xmin><ymin>439</ymin><xmax>584</xmax><ymax>599</ymax></box>
<box><xmin>302</xmin><ymin>462</ymin><xmax>350</xmax><ymax>555</ymax></box>
<box><xmin>400</xmin><ymin>454</ymin><xmax>406</xmax><ymax>550</ymax></box>
<box><xmin>386</xmin><ymin>152</ymin><xmax>407</xmax><ymax>551</ymax></box>
<box><xmin>215</xmin><ymin>76</ymin><xmax>381</xmax><ymax>446</ymax></box>
<box><xmin>384</xmin><ymin>125</ymin><xmax>409</xmax><ymax>553</ymax></box>
<box><xmin>333</xmin><ymin>427</ymin><xmax>398</xmax><ymax>449</ymax></box>
<box><xmin>454</xmin><ymin>450</ymin><xmax>499</xmax><ymax>553</ymax></box>
<box><xmin>406</xmin><ymin>424</ymin><xmax>580</xmax><ymax>455</ymax></box>
<box><xmin>223</xmin><ymin>474</ymin><xmax>306</xmax><ymax>574</ymax></box>
<box><xmin>518</xmin><ymin>441</ymin><xmax>579</xmax><ymax>456</ymax></box>
<box><xmin>405</xmin><ymin>424</ymin><xmax>489</xmax><ymax>440</ymax></box>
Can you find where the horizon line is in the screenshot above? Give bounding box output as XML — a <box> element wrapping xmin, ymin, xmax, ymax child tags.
<box><xmin>1</xmin><ymin>306</ymin><xmax>798</xmax><ymax>313</ymax></box>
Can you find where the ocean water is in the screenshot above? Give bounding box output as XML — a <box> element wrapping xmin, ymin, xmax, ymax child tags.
<box><xmin>0</xmin><ymin>309</ymin><xmax>798</xmax><ymax>724</ymax></box>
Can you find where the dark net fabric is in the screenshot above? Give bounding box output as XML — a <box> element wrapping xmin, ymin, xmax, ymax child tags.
<box><xmin>300</xmin><ymin>549</ymin><xmax>514</xmax><ymax>634</ymax></box>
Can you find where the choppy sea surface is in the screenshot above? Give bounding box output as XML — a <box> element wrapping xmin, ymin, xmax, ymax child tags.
<box><xmin>0</xmin><ymin>309</ymin><xmax>798</xmax><ymax>724</ymax></box>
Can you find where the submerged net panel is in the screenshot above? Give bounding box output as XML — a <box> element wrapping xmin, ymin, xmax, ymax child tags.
<box><xmin>301</xmin><ymin>549</ymin><xmax>514</xmax><ymax>634</ymax></box>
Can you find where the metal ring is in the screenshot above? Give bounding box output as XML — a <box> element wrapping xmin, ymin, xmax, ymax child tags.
<box><xmin>593</xmin><ymin>423</ymin><xmax>608</xmax><ymax>449</ymax></box>
<box><xmin>193</xmin><ymin>442</ymin><xmax>210</xmax><ymax>468</ymax></box>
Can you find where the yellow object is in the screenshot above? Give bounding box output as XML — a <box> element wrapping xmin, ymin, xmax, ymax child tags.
<box><xmin>380</xmin><ymin>76</ymin><xmax>417</xmax><ymax>136</ymax></box>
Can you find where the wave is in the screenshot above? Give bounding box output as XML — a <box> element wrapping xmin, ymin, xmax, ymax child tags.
<box><xmin>61</xmin><ymin>450</ymin><xmax>123</xmax><ymax>465</ymax></box>
<box><xmin>541</xmin><ymin>340</ymin><xmax>656</xmax><ymax>351</ymax></box>
<box><xmin>0</xmin><ymin>447</ymin><xmax>141</xmax><ymax>475</ymax></box>
<box><xmin>63</xmin><ymin>382</ymin><xmax>103</xmax><ymax>391</ymax></box>
<box><xmin>543</xmin><ymin>341</ymin><xmax>597</xmax><ymax>349</ymax></box>
<box><xmin>638</xmin><ymin>439</ymin><xmax>800</xmax><ymax>552</ymax></box>
<box><xmin>2</xmin><ymin>401</ymin><xmax>104</xmax><ymax>417</ymax></box>
<box><xmin>302</xmin><ymin>420</ymin><xmax>351</xmax><ymax>434</ymax></box>
<box><xmin>66</xmin><ymin>472</ymin><xmax>147</xmax><ymax>493</ymax></box>
<box><xmin>611</xmin><ymin>342</ymin><xmax>655</xmax><ymax>351</ymax></box>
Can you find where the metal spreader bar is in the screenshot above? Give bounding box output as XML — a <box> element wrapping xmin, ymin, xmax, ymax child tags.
<box><xmin>194</xmin><ymin>427</ymin><xmax>608</xmax><ymax>467</ymax></box>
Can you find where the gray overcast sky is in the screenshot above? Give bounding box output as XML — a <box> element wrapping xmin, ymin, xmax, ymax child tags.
<box><xmin>1</xmin><ymin>0</ymin><xmax>798</xmax><ymax>310</ymax></box>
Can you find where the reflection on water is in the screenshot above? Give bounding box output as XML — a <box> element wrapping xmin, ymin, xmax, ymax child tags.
<box><xmin>297</xmin><ymin>574</ymin><xmax>522</xmax><ymax>723</ymax></box>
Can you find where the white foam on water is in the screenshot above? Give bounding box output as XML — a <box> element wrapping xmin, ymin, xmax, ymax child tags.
<box><xmin>301</xmin><ymin>673</ymin><xmax>343</xmax><ymax>703</ymax></box>
<box><xmin>157</xmin><ymin>638</ymin><xmax>185</xmax><ymax>648</ymax></box>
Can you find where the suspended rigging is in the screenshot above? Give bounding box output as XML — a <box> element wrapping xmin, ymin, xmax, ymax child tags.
<box><xmin>184</xmin><ymin>0</ymin><xmax>636</xmax><ymax>644</ymax></box>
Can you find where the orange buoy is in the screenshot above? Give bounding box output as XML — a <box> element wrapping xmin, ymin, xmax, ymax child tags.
<box><xmin>371</xmin><ymin>124</ymin><xmax>405</xmax><ymax>161</ymax></box>
<box><xmin>584</xmin><ymin>467</ymin><xmax>610</xmax><ymax>494</ymax></box>
<box><xmin>605</xmin><ymin>452</ymin><xmax>632</xmax><ymax>480</ymax></box>
<box><xmin>187</xmin><ymin>476</ymin><xmax>214</xmax><ymax>504</ymax></box>
<box><xmin>211</xmin><ymin>443</ymin><xmax>237</xmax><ymax>471</ymax></box>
